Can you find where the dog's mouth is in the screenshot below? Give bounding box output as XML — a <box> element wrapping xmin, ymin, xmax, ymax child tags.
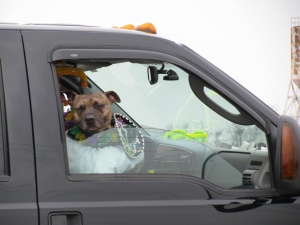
<box><xmin>80</xmin><ymin>123</ymin><xmax>102</xmax><ymax>135</ymax></box>
<box><xmin>78</xmin><ymin>116</ymin><xmax>108</xmax><ymax>136</ymax></box>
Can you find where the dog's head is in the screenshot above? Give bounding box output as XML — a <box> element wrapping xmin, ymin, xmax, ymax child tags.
<box><xmin>72</xmin><ymin>91</ymin><xmax>121</xmax><ymax>136</ymax></box>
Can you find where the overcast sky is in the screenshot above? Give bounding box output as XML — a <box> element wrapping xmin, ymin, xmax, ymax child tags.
<box><xmin>1</xmin><ymin>0</ymin><xmax>300</xmax><ymax>113</ymax></box>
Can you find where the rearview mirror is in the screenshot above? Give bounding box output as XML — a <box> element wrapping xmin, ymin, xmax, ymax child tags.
<box><xmin>147</xmin><ymin>66</ymin><xmax>158</xmax><ymax>85</ymax></box>
<box><xmin>147</xmin><ymin>65</ymin><xmax>179</xmax><ymax>84</ymax></box>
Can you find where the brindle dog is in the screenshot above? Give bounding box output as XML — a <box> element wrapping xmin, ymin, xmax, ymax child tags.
<box><xmin>72</xmin><ymin>91</ymin><xmax>121</xmax><ymax>136</ymax></box>
<box><xmin>70</xmin><ymin>91</ymin><xmax>144</xmax><ymax>172</ymax></box>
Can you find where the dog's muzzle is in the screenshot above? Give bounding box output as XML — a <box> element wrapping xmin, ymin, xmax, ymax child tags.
<box><xmin>85</xmin><ymin>114</ymin><xmax>96</xmax><ymax>125</ymax></box>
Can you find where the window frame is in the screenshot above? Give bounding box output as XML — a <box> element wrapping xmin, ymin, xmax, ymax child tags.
<box><xmin>52</xmin><ymin>48</ymin><xmax>271</xmax><ymax>190</ymax></box>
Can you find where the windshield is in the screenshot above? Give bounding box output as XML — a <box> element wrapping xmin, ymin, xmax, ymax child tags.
<box><xmin>86</xmin><ymin>61</ymin><xmax>266</xmax><ymax>148</ymax></box>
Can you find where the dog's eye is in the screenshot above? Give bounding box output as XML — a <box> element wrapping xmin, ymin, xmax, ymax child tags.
<box><xmin>75</xmin><ymin>105</ymin><xmax>85</xmax><ymax>113</ymax></box>
<box><xmin>94</xmin><ymin>103</ymin><xmax>104</xmax><ymax>110</ymax></box>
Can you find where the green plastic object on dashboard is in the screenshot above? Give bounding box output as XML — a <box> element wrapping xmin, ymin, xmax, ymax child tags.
<box><xmin>164</xmin><ymin>130</ymin><xmax>207</xmax><ymax>142</ymax></box>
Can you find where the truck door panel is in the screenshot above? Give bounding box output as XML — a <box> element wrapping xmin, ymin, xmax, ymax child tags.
<box><xmin>22</xmin><ymin>30</ymin><xmax>300</xmax><ymax>225</ymax></box>
<box><xmin>0</xmin><ymin>30</ymin><xmax>38</xmax><ymax>225</ymax></box>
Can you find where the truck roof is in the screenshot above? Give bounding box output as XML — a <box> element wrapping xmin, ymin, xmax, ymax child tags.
<box><xmin>0</xmin><ymin>22</ymin><xmax>157</xmax><ymax>35</ymax></box>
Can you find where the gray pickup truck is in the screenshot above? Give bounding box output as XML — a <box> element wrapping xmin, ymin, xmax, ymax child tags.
<box><xmin>0</xmin><ymin>23</ymin><xmax>300</xmax><ymax>225</ymax></box>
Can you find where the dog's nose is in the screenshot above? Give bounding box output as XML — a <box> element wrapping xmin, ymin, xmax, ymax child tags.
<box><xmin>85</xmin><ymin>115</ymin><xmax>95</xmax><ymax>124</ymax></box>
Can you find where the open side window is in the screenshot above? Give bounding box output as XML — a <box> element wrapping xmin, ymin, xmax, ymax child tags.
<box><xmin>52</xmin><ymin>53</ymin><xmax>270</xmax><ymax>190</ymax></box>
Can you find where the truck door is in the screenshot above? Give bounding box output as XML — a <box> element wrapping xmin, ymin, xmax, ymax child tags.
<box><xmin>22</xmin><ymin>29</ymin><xmax>300</xmax><ymax>225</ymax></box>
<box><xmin>0</xmin><ymin>30</ymin><xmax>38</xmax><ymax>224</ymax></box>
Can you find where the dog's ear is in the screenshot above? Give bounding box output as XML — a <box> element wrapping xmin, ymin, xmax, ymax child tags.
<box><xmin>64</xmin><ymin>90</ymin><xmax>78</xmax><ymax>100</ymax></box>
<box><xmin>105</xmin><ymin>91</ymin><xmax>121</xmax><ymax>104</ymax></box>
<box><xmin>60</xmin><ymin>90</ymin><xmax>78</xmax><ymax>106</ymax></box>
